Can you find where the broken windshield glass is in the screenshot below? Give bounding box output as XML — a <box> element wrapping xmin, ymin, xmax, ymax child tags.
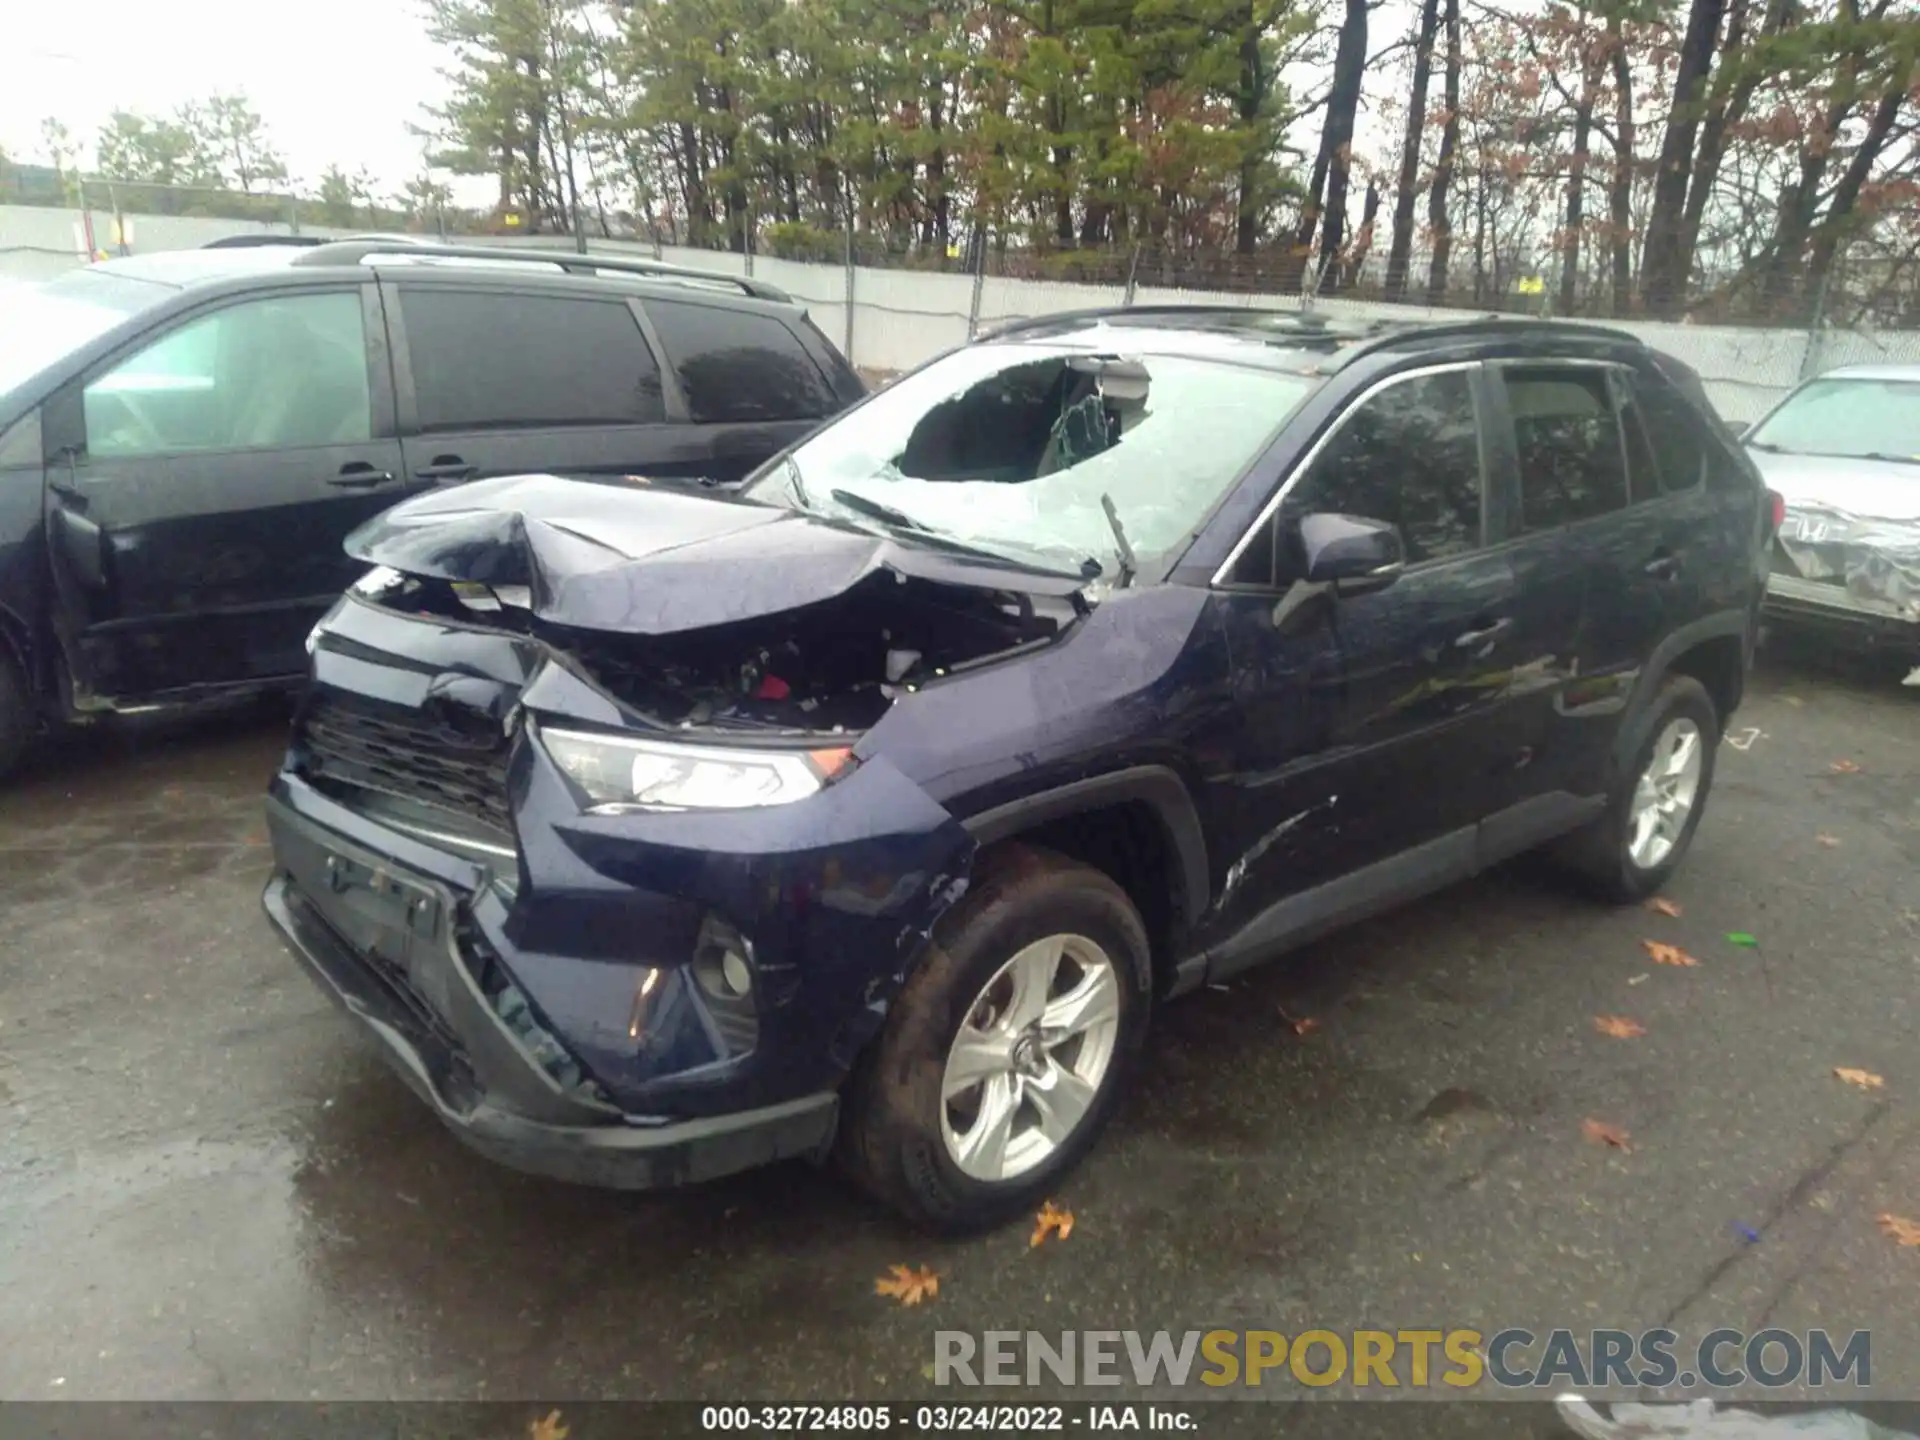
<box><xmin>744</xmin><ymin>341</ymin><xmax>1319</xmax><ymax>576</ymax></box>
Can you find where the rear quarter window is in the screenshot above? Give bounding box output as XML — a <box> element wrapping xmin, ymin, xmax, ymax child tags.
<box><xmin>645</xmin><ymin>299</ymin><xmax>837</xmax><ymax>424</ymax></box>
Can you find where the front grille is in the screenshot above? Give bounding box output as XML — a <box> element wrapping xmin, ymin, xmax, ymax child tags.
<box><xmin>299</xmin><ymin>696</ymin><xmax>512</xmax><ymax>835</ymax></box>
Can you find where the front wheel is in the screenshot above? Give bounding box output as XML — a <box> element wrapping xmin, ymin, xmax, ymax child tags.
<box><xmin>836</xmin><ymin>845</ymin><xmax>1152</xmax><ymax>1232</ymax></box>
<box><xmin>1554</xmin><ymin>674</ymin><xmax>1720</xmax><ymax>903</ymax></box>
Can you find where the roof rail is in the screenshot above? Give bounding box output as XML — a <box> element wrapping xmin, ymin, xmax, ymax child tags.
<box><xmin>977</xmin><ymin>303</ymin><xmax>1375</xmax><ymax>342</ymax></box>
<box><xmin>289</xmin><ymin>239</ymin><xmax>792</xmax><ymax>302</ymax></box>
<box><xmin>1328</xmin><ymin>312</ymin><xmax>1642</xmax><ymax>368</ymax></box>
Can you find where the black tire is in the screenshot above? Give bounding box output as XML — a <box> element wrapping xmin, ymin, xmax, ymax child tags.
<box><xmin>836</xmin><ymin>844</ymin><xmax>1152</xmax><ymax>1233</ymax></box>
<box><xmin>1553</xmin><ymin>675</ymin><xmax>1720</xmax><ymax>903</ymax></box>
<box><xmin>0</xmin><ymin>648</ymin><xmax>33</xmax><ymax>782</ymax></box>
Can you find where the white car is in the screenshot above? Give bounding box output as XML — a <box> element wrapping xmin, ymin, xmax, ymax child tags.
<box><xmin>1743</xmin><ymin>364</ymin><xmax>1920</xmax><ymax>675</ymax></box>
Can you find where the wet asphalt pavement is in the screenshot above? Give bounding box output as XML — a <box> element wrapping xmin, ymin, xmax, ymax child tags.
<box><xmin>1</xmin><ymin>647</ymin><xmax>1917</xmax><ymax>1417</ymax></box>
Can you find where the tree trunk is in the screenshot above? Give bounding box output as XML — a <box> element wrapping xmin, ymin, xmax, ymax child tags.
<box><xmin>1313</xmin><ymin>0</ymin><xmax>1370</xmax><ymax>288</ymax></box>
<box><xmin>1342</xmin><ymin>180</ymin><xmax>1381</xmax><ymax>290</ymax></box>
<box><xmin>1235</xmin><ymin>8</ymin><xmax>1269</xmax><ymax>254</ymax></box>
<box><xmin>1425</xmin><ymin>0</ymin><xmax>1461</xmax><ymax>304</ymax></box>
<box><xmin>1639</xmin><ymin>0</ymin><xmax>1728</xmax><ymax>315</ymax></box>
<box><xmin>1559</xmin><ymin>6</ymin><xmax>1601</xmax><ymax>316</ymax></box>
<box><xmin>1802</xmin><ymin>65</ymin><xmax>1912</xmax><ymax>320</ymax></box>
<box><xmin>1385</xmin><ymin>0</ymin><xmax>1442</xmax><ymax>300</ymax></box>
<box><xmin>1607</xmin><ymin>14</ymin><xmax>1635</xmax><ymax>315</ymax></box>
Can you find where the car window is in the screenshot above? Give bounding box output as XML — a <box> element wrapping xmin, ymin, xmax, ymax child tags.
<box><xmin>1503</xmin><ymin>367</ymin><xmax>1628</xmax><ymax>530</ymax></box>
<box><xmin>1230</xmin><ymin>369</ymin><xmax>1482</xmax><ymax>585</ymax></box>
<box><xmin>645</xmin><ymin>300</ymin><xmax>836</xmax><ymax>423</ymax></box>
<box><xmin>84</xmin><ymin>290</ymin><xmax>371</xmax><ymax>457</ymax></box>
<box><xmin>1632</xmin><ymin>374</ymin><xmax>1706</xmax><ymax>492</ymax></box>
<box><xmin>399</xmin><ymin>289</ymin><xmax>664</xmax><ymax>431</ymax></box>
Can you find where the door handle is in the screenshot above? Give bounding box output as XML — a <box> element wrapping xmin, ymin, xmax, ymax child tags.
<box><xmin>1645</xmin><ymin>551</ymin><xmax>1682</xmax><ymax>581</ymax></box>
<box><xmin>415</xmin><ymin>456</ymin><xmax>477</xmax><ymax>483</ymax></box>
<box><xmin>328</xmin><ymin>462</ymin><xmax>395</xmax><ymax>489</ymax></box>
<box><xmin>1452</xmin><ymin>617</ymin><xmax>1513</xmax><ymax>650</ymax></box>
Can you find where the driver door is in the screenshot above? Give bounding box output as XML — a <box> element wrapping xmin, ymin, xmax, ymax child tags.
<box><xmin>43</xmin><ymin>284</ymin><xmax>407</xmax><ymax>702</ymax></box>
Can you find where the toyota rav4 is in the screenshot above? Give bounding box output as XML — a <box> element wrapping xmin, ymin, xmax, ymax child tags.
<box><xmin>263</xmin><ymin>309</ymin><xmax>1777</xmax><ymax>1230</ymax></box>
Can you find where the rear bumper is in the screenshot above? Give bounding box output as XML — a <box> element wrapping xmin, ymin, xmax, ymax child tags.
<box><xmin>262</xmin><ymin>797</ymin><xmax>838</xmax><ymax>1190</ymax></box>
<box><xmin>1763</xmin><ymin>574</ymin><xmax>1920</xmax><ymax>656</ymax></box>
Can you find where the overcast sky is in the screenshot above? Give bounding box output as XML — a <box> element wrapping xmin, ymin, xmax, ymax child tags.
<box><xmin>7</xmin><ymin>0</ymin><xmax>460</xmax><ymax>195</ymax></box>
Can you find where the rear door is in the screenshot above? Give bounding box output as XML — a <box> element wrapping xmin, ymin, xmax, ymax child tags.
<box><xmin>385</xmin><ymin>280</ymin><xmax>688</xmax><ymax>486</ymax></box>
<box><xmin>1483</xmin><ymin>361</ymin><xmax>1682</xmax><ymax>801</ymax></box>
<box><xmin>641</xmin><ymin>296</ymin><xmax>848</xmax><ymax>482</ymax></box>
<box><xmin>43</xmin><ymin>282</ymin><xmax>404</xmax><ymax>701</ymax></box>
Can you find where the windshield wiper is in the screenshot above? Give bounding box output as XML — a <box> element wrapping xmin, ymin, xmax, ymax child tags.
<box><xmin>1100</xmin><ymin>493</ymin><xmax>1138</xmax><ymax>589</ymax></box>
<box><xmin>829</xmin><ymin>488</ymin><xmax>932</xmax><ymax>532</ymax></box>
<box><xmin>784</xmin><ymin>454</ymin><xmax>812</xmax><ymax>510</ymax></box>
<box><xmin>1857</xmin><ymin>451</ymin><xmax>1920</xmax><ymax>465</ymax></box>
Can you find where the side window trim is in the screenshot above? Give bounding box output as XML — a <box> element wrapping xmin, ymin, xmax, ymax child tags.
<box><xmin>1210</xmin><ymin>360</ymin><xmax>1484</xmax><ymax>589</ymax></box>
<box><xmin>626</xmin><ymin>297</ymin><xmax>690</xmax><ymax>423</ymax></box>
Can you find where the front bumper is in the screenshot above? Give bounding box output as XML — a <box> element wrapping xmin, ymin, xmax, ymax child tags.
<box><xmin>263</xmin><ymin>796</ymin><xmax>838</xmax><ymax>1190</ymax></box>
<box><xmin>1763</xmin><ymin>573</ymin><xmax>1920</xmax><ymax>656</ymax></box>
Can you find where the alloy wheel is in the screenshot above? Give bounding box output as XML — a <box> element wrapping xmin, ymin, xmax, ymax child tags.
<box><xmin>938</xmin><ymin>934</ymin><xmax>1122</xmax><ymax>1182</ymax></box>
<box><xmin>1626</xmin><ymin>716</ymin><xmax>1704</xmax><ymax>869</ymax></box>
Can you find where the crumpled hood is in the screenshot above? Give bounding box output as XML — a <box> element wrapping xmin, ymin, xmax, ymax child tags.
<box><xmin>1748</xmin><ymin>449</ymin><xmax>1920</xmax><ymax>617</ymax></box>
<box><xmin>1747</xmin><ymin>447</ymin><xmax>1920</xmax><ymax>521</ymax></box>
<box><xmin>345</xmin><ymin>473</ymin><xmax>1086</xmax><ymax>634</ymax></box>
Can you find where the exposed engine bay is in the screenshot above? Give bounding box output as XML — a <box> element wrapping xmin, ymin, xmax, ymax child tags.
<box><xmin>355</xmin><ymin>566</ymin><xmax>1080</xmax><ymax>733</ymax></box>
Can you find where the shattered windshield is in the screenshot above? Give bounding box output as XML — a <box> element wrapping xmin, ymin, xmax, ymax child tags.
<box><xmin>1748</xmin><ymin>376</ymin><xmax>1920</xmax><ymax>464</ymax></box>
<box><xmin>746</xmin><ymin>341</ymin><xmax>1318</xmax><ymax>578</ymax></box>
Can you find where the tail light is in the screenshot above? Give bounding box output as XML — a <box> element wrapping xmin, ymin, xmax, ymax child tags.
<box><xmin>1766</xmin><ymin>489</ymin><xmax>1785</xmax><ymax>533</ymax></box>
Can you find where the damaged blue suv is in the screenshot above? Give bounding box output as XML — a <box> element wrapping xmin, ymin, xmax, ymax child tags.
<box><xmin>264</xmin><ymin>309</ymin><xmax>1775</xmax><ymax>1229</ymax></box>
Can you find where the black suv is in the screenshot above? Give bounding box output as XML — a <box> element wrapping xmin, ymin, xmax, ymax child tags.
<box><xmin>0</xmin><ymin>240</ymin><xmax>863</xmax><ymax>775</ymax></box>
<box><xmin>263</xmin><ymin>309</ymin><xmax>1776</xmax><ymax>1230</ymax></box>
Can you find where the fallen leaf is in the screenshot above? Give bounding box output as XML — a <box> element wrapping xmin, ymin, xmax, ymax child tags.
<box><xmin>1031</xmin><ymin>1200</ymin><xmax>1075</xmax><ymax>1248</ymax></box>
<box><xmin>1594</xmin><ymin>1015</ymin><xmax>1647</xmax><ymax>1039</ymax></box>
<box><xmin>1726</xmin><ymin>932</ymin><xmax>1759</xmax><ymax>949</ymax></box>
<box><xmin>529</xmin><ymin>1412</ymin><xmax>569</xmax><ymax>1440</ymax></box>
<box><xmin>1292</xmin><ymin>1015</ymin><xmax>1321</xmax><ymax>1036</ymax></box>
<box><xmin>1627</xmin><ymin>973</ymin><xmax>1649</xmax><ymax>986</ymax></box>
<box><xmin>1645</xmin><ymin>897</ymin><xmax>1683</xmax><ymax>918</ymax></box>
<box><xmin>1878</xmin><ymin>1213</ymin><xmax>1920</xmax><ymax>1247</ymax></box>
<box><xmin>1642</xmin><ymin>940</ymin><xmax>1700</xmax><ymax>967</ymax></box>
<box><xmin>1816</xmin><ymin>833</ymin><xmax>1841</xmax><ymax>848</ymax></box>
<box><xmin>1783</xmin><ymin>695</ymin><xmax>1805</xmax><ymax>707</ymax></box>
<box><xmin>1831</xmin><ymin>759</ymin><xmax>1862</xmax><ymax>774</ymax></box>
<box><xmin>1834</xmin><ymin>1068</ymin><xmax>1886</xmax><ymax>1090</ymax></box>
<box><xmin>1582</xmin><ymin>1118</ymin><xmax>1632</xmax><ymax>1151</ymax></box>
<box><xmin>875</xmin><ymin>1263</ymin><xmax>940</xmax><ymax>1305</ymax></box>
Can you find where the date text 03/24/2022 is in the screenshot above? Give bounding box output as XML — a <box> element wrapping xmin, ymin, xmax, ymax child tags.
<box><xmin>699</xmin><ymin>1405</ymin><xmax>1193</xmax><ymax>1431</ymax></box>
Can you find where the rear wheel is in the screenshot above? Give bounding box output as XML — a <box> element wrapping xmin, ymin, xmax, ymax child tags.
<box><xmin>837</xmin><ymin>845</ymin><xmax>1151</xmax><ymax>1232</ymax></box>
<box><xmin>1554</xmin><ymin>675</ymin><xmax>1719</xmax><ymax>903</ymax></box>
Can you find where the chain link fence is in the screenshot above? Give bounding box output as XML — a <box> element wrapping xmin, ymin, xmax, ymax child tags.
<box><xmin>7</xmin><ymin>181</ymin><xmax>1920</xmax><ymax>422</ymax></box>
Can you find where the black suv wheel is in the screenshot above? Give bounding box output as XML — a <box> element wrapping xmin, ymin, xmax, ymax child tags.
<box><xmin>1557</xmin><ymin>675</ymin><xmax>1720</xmax><ymax>903</ymax></box>
<box><xmin>837</xmin><ymin>845</ymin><xmax>1152</xmax><ymax>1232</ymax></box>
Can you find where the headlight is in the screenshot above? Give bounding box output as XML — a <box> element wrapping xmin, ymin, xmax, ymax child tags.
<box><xmin>541</xmin><ymin>727</ymin><xmax>853</xmax><ymax>812</ymax></box>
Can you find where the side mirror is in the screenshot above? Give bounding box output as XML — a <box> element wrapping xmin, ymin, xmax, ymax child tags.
<box><xmin>1298</xmin><ymin>512</ymin><xmax>1405</xmax><ymax>597</ymax></box>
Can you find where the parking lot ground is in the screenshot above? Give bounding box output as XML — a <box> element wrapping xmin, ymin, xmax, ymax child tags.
<box><xmin>1</xmin><ymin>651</ymin><xmax>1916</xmax><ymax>1418</ymax></box>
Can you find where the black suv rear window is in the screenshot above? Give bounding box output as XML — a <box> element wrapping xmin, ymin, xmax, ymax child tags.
<box><xmin>399</xmin><ymin>289</ymin><xmax>665</xmax><ymax>431</ymax></box>
<box><xmin>645</xmin><ymin>299</ymin><xmax>836</xmax><ymax>424</ymax></box>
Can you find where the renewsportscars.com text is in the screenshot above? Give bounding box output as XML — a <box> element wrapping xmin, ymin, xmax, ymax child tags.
<box><xmin>933</xmin><ymin>1328</ymin><xmax>1871</xmax><ymax>1390</ymax></box>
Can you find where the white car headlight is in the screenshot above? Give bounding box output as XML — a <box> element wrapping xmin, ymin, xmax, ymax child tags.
<box><xmin>541</xmin><ymin>727</ymin><xmax>853</xmax><ymax>813</ymax></box>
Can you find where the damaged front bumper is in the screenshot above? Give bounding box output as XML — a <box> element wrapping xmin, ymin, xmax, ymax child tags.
<box><xmin>263</xmin><ymin>802</ymin><xmax>840</xmax><ymax>1188</ymax></box>
<box><xmin>263</xmin><ymin>592</ymin><xmax>981</xmax><ymax>1191</ymax></box>
<box><xmin>1764</xmin><ymin>505</ymin><xmax>1920</xmax><ymax>655</ymax></box>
